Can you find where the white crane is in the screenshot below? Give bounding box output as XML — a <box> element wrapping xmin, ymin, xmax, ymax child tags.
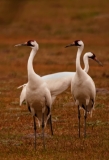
<box><xmin>15</xmin><ymin>40</ymin><xmax>53</xmax><ymax>150</ymax></box>
<box><xmin>65</xmin><ymin>40</ymin><xmax>102</xmax><ymax>138</ymax></box>
<box><xmin>18</xmin><ymin>52</ymin><xmax>102</xmax><ymax>106</ymax></box>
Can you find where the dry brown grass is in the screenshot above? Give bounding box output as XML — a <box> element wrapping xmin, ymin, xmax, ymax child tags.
<box><xmin>0</xmin><ymin>0</ymin><xmax>109</xmax><ymax>160</ymax></box>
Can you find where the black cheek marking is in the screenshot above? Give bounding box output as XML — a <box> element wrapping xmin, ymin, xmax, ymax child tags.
<box><xmin>90</xmin><ymin>53</ymin><xmax>96</xmax><ymax>59</ymax></box>
<box><xmin>27</xmin><ymin>40</ymin><xmax>34</xmax><ymax>47</ymax></box>
<box><xmin>75</xmin><ymin>40</ymin><xmax>81</xmax><ymax>46</ymax></box>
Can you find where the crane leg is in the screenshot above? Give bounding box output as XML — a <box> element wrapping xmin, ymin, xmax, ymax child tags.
<box><xmin>84</xmin><ymin>106</ymin><xmax>87</xmax><ymax>138</ymax></box>
<box><xmin>49</xmin><ymin>115</ymin><xmax>53</xmax><ymax>135</ymax></box>
<box><xmin>33</xmin><ymin>116</ymin><xmax>37</xmax><ymax>150</ymax></box>
<box><xmin>78</xmin><ymin>105</ymin><xmax>80</xmax><ymax>138</ymax></box>
<box><xmin>42</xmin><ymin>113</ymin><xmax>45</xmax><ymax>149</ymax></box>
<box><xmin>46</xmin><ymin>106</ymin><xmax>53</xmax><ymax>135</ymax></box>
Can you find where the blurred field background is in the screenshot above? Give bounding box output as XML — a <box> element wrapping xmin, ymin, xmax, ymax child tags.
<box><xmin>0</xmin><ymin>0</ymin><xmax>109</xmax><ymax>159</ymax></box>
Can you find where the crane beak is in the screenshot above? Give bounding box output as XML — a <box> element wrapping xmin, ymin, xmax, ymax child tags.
<box><xmin>65</xmin><ymin>43</ymin><xmax>75</xmax><ymax>48</ymax></box>
<box><xmin>14</xmin><ymin>42</ymin><xmax>27</xmax><ymax>47</ymax></box>
<box><xmin>94</xmin><ymin>57</ymin><xmax>103</xmax><ymax>66</ymax></box>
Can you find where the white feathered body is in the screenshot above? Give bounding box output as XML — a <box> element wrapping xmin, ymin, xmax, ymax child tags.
<box><xmin>26</xmin><ymin>71</ymin><xmax>52</xmax><ymax>127</ymax></box>
<box><xmin>43</xmin><ymin>72</ymin><xmax>74</xmax><ymax>97</ymax></box>
<box><xmin>71</xmin><ymin>69</ymin><xmax>96</xmax><ymax>113</ymax></box>
<box><xmin>19</xmin><ymin>72</ymin><xmax>74</xmax><ymax>105</ymax></box>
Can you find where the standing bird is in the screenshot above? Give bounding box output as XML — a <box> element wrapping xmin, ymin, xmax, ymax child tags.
<box><xmin>18</xmin><ymin>52</ymin><xmax>102</xmax><ymax>106</ymax></box>
<box><xmin>65</xmin><ymin>40</ymin><xmax>102</xmax><ymax>138</ymax></box>
<box><xmin>15</xmin><ymin>40</ymin><xmax>52</xmax><ymax>149</ymax></box>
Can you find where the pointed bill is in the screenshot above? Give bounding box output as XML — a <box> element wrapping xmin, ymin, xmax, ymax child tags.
<box><xmin>65</xmin><ymin>42</ymin><xmax>75</xmax><ymax>48</ymax></box>
<box><xmin>14</xmin><ymin>42</ymin><xmax>27</xmax><ymax>47</ymax></box>
<box><xmin>94</xmin><ymin>57</ymin><xmax>103</xmax><ymax>66</ymax></box>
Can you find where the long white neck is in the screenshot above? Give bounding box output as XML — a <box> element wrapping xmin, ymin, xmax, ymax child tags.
<box><xmin>76</xmin><ymin>45</ymin><xmax>84</xmax><ymax>74</ymax></box>
<box><xmin>27</xmin><ymin>48</ymin><xmax>40</xmax><ymax>83</ymax></box>
<box><xmin>83</xmin><ymin>54</ymin><xmax>89</xmax><ymax>73</ymax></box>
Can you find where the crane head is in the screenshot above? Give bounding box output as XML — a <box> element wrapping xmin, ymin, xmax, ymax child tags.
<box><xmin>65</xmin><ymin>40</ymin><xmax>84</xmax><ymax>48</ymax></box>
<box><xmin>15</xmin><ymin>40</ymin><xmax>39</xmax><ymax>50</ymax></box>
<box><xmin>87</xmin><ymin>52</ymin><xmax>103</xmax><ymax>66</ymax></box>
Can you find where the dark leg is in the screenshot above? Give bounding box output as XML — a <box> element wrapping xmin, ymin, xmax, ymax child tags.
<box><xmin>33</xmin><ymin>116</ymin><xmax>37</xmax><ymax>150</ymax></box>
<box><xmin>46</xmin><ymin>106</ymin><xmax>53</xmax><ymax>135</ymax></box>
<box><xmin>49</xmin><ymin>115</ymin><xmax>53</xmax><ymax>135</ymax></box>
<box><xmin>42</xmin><ymin>113</ymin><xmax>45</xmax><ymax>149</ymax></box>
<box><xmin>78</xmin><ymin>105</ymin><xmax>80</xmax><ymax>138</ymax></box>
<box><xmin>84</xmin><ymin>106</ymin><xmax>87</xmax><ymax>138</ymax></box>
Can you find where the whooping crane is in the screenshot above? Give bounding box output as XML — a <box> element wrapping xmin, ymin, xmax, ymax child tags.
<box><xmin>15</xmin><ymin>40</ymin><xmax>53</xmax><ymax>149</ymax></box>
<box><xmin>65</xmin><ymin>40</ymin><xmax>102</xmax><ymax>138</ymax></box>
<box><xmin>18</xmin><ymin>52</ymin><xmax>102</xmax><ymax>107</ymax></box>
